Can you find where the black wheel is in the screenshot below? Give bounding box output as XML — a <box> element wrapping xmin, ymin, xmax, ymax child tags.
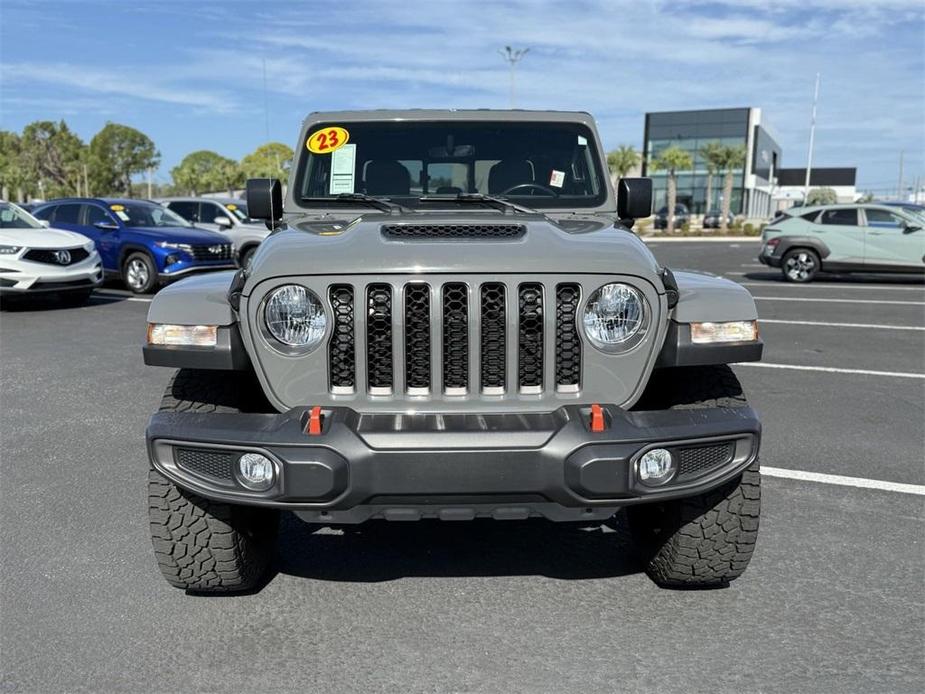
<box><xmin>58</xmin><ymin>288</ymin><xmax>93</xmax><ymax>306</ymax></box>
<box><xmin>148</xmin><ymin>369</ymin><xmax>278</xmax><ymax>593</ymax></box>
<box><xmin>122</xmin><ymin>251</ymin><xmax>157</xmax><ymax>294</ymax></box>
<box><xmin>628</xmin><ymin>365</ymin><xmax>760</xmax><ymax>588</ymax></box>
<box><xmin>239</xmin><ymin>245</ymin><xmax>257</xmax><ymax>269</ymax></box>
<box><xmin>781</xmin><ymin>247</ymin><xmax>819</xmax><ymax>283</ymax></box>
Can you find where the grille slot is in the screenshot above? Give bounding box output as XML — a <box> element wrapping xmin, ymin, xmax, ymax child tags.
<box><xmin>518</xmin><ymin>284</ymin><xmax>544</xmax><ymax>391</ymax></box>
<box><xmin>175</xmin><ymin>448</ymin><xmax>235</xmax><ymax>482</ymax></box>
<box><xmin>555</xmin><ymin>284</ymin><xmax>581</xmax><ymax>389</ymax></box>
<box><xmin>442</xmin><ymin>283</ymin><xmax>469</xmax><ymax>392</ymax></box>
<box><xmin>480</xmin><ymin>283</ymin><xmax>506</xmax><ymax>392</ymax></box>
<box><xmin>405</xmin><ymin>284</ymin><xmax>431</xmax><ymax>391</ymax></box>
<box><xmin>676</xmin><ymin>442</ymin><xmax>735</xmax><ymax>481</ymax></box>
<box><xmin>329</xmin><ymin>285</ymin><xmax>356</xmax><ymax>391</ymax></box>
<box><xmin>382</xmin><ymin>224</ymin><xmax>526</xmax><ymax>239</ymax></box>
<box><xmin>23</xmin><ymin>247</ymin><xmax>90</xmax><ymax>265</ymax></box>
<box><xmin>366</xmin><ymin>284</ymin><xmax>393</xmax><ymax>392</ymax></box>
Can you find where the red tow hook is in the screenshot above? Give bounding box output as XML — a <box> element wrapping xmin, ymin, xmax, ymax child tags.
<box><xmin>306</xmin><ymin>406</ymin><xmax>324</xmax><ymax>436</ymax></box>
<box><xmin>589</xmin><ymin>403</ymin><xmax>606</xmax><ymax>433</ymax></box>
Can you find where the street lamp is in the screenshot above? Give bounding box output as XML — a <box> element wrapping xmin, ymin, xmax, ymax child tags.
<box><xmin>499</xmin><ymin>46</ymin><xmax>529</xmax><ymax>108</ymax></box>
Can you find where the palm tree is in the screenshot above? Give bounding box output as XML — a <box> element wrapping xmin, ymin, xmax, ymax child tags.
<box><xmin>651</xmin><ymin>145</ymin><xmax>693</xmax><ymax>233</ymax></box>
<box><xmin>715</xmin><ymin>145</ymin><xmax>747</xmax><ymax>232</ymax></box>
<box><xmin>699</xmin><ymin>141</ymin><xmax>724</xmax><ymax>216</ymax></box>
<box><xmin>606</xmin><ymin>145</ymin><xmax>641</xmax><ymax>188</ymax></box>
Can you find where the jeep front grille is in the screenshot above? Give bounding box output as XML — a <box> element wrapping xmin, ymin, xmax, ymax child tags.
<box><xmin>327</xmin><ymin>279</ymin><xmax>583</xmax><ymax>396</ymax></box>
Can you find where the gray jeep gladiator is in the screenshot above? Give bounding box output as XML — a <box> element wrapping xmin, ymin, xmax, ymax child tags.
<box><xmin>144</xmin><ymin>110</ymin><xmax>763</xmax><ymax>592</ymax></box>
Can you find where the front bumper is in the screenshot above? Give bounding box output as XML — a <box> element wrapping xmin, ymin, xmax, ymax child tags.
<box><xmin>0</xmin><ymin>259</ymin><xmax>103</xmax><ymax>294</ymax></box>
<box><xmin>147</xmin><ymin>404</ymin><xmax>761</xmax><ymax>523</ymax></box>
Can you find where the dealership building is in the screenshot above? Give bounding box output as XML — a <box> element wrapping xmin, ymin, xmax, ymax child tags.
<box><xmin>642</xmin><ymin>107</ymin><xmax>781</xmax><ymax>218</ymax></box>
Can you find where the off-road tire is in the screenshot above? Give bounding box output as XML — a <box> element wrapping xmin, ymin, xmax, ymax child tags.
<box><xmin>148</xmin><ymin>369</ymin><xmax>278</xmax><ymax>592</ymax></box>
<box><xmin>239</xmin><ymin>245</ymin><xmax>257</xmax><ymax>269</ymax></box>
<box><xmin>629</xmin><ymin>365</ymin><xmax>760</xmax><ymax>588</ymax></box>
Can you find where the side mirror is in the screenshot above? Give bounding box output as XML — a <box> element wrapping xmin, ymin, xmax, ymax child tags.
<box><xmin>94</xmin><ymin>221</ymin><xmax>119</xmax><ymax>231</ymax></box>
<box><xmin>214</xmin><ymin>215</ymin><xmax>233</xmax><ymax>228</ymax></box>
<box><xmin>39</xmin><ymin>220</ymin><xmax>50</xmax><ymax>228</ymax></box>
<box><xmin>902</xmin><ymin>221</ymin><xmax>921</xmax><ymax>234</ymax></box>
<box><xmin>617</xmin><ymin>177</ymin><xmax>653</xmax><ymax>224</ymax></box>
<box><xmin>246</xmin><ymin>178</ymin><xmax>283</xmax><ymax>224</ymax></box>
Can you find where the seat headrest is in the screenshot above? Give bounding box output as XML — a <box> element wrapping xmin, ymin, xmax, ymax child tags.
<box><xmin>364</xmin><ymin>161</ymin><xmax>411</xmax><ymax>196</ymax></box>
<box><xmin>488</xmin><ymin>159</ymin><xmax>533</xmax><ymax>194</ymax></box>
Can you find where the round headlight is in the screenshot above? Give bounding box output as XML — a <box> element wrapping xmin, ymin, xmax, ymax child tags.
<box><xmin>264</xmin><ymin>285</ymin><xmax>327</xmax><ymax>350</ymax></box>
<box><xmin>582</xmin><ymin>283</ymin><xmax>646</xmax><ymax>351</ymax></box>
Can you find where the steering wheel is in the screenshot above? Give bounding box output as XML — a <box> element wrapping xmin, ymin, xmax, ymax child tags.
<box><xmin>500</xmin><ymin>183</ymin><xmax>559</xmax><ymax>197</ymax></box>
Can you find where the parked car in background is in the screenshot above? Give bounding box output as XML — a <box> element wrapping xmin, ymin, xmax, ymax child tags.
<box><xmin>0</xmin><ymin>200</ymin><xmax>102</xmax><ymax>305</ymax></box>
<box><xmin>159</xmin><ymin>197</ymin><xmax>269</xmax><ymax>267</ymax></box>
<box><xmin>17</xmin><ymin>202</ymin><xmax>44</xmax><ymax>214</ymax></box>
<box><xmin>653</xmin><ymin>204</ymin><xmax>690</xmax><ymax>230</ymax></box>
<box><xmin>879</xmin><ymin>201</ymin><xmax>925</xmax><ymax>223</ymax></box>
<box><xmin>32</xmin><ymin>198</ymin><xmax>236</xmax><ymax>294</ymax></box>
<box><xmin>702</xmin><ymin>210</ymin><xmax>734</xmax><ymax>229</ymax></box>
<box><xmin>759</xmin><ymin>203</ymin><xmax>925</xmax><ymax>282</ymax></box>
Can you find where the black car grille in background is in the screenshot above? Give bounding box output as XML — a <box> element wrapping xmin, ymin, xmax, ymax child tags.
<box><xmin>555</xmin><ymin>284</ymin><xmax>581</xmax><ymax>389</ymax></box>
<box><xmin>175</xmin><ymin>448</ymin><xmax>235</xmax><ymax>482</ymax></box>
<box><xmin>326</xmin><ymin>280</ymin><xmax>587</xmax><ymax>396</ymax></box>
<box><xmin>382</xmin><ymin>224</ymin><xmax>526</xmax><ymax>239</ymax></box>
<box><xmin>676</xmin><ymin>442</ymin><xmax>735</xmax><ymax>481</ymax></box>
<box><xmin>366</xmin><ymin>284</ymin><xmax>393</xmax><ymax>391</ymax></box>
<box><xmin>518</xmin><ymin>284</ymin><xmax>544</xmax><ymax>390</ymax></box>
<box><xmin>480</xmin><ymin>283</ymin><xmax>506</xmax><ymax>392</ymax></box>
<box><xmin>442</xmin><ymin>283</ymin><xmax>469</xmax><ymax>391</ymax></box>
<box><xmin>405</xmin><ymin>284</ymin><xmax>431</xmax><ymax>391</ymax></box>
<box><xmin>188</xmin><ymin>244</ymin><xmax>233</xmax><ymax>261</ymax></box>
<box><xmin>23</xmin><ymin>248</ymin><xmax>89</xmax><ymax>265</ymax></box>
<box><xmin>329</xmin><ymin>285</ymin><xmax>356</xmax><ymax>390</ymax></box>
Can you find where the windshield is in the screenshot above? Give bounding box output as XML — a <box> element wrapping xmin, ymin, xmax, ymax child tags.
<box><xmin>0</xmin><ymin>202</ymin><xmax>44</xmax><ymax>229</ymax></box>
<box><xmin>223</xmin><ymin>202</ymin><xmax>252</xmax><ymax>222</ymax></box>
<box><xmin>111</xmin><ymin>202</ymin><xmax>191</xmax><ymax>228</ymax></box>
<box><xmin>900</xmin><ymin>206</ymin><xmax>925</xmax><ymax>223</ymax></box>
<box><xmin>295</xmin><ymin>121</ymin><xmax>607</xmax><ymax>209</ymax></box>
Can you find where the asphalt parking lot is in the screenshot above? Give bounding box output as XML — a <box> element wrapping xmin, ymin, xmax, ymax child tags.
<box><xmin>1</xmin><ymin>240</ymin><xmax>923</xmax><ymax>693</ymax></box>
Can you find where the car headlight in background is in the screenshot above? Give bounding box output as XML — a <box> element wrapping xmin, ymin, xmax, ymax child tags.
<box><xmin>263</xmin><ymin>284</ymin><xmax>327</xmax><ymax>350</ymax></box>
<box><xmin>147</xmin><ymin>323</ymin><xmax>218</xmax><ymax>347</ymax></box>
<box><xmin>690</xmin><ymin>320</ymin><xmax>759</xmax><ymax>344</ymax></box>
<box><xmin>156</xmin><ymin>241</ymin><xmax>194</xmax><ymax>252</ymax></box>
<box><xmin>582</xmin><ymin>282</ymin><xmax>647</xmax><ymax>351</ymax></box>
<box><xmin>0</xmin><ymin>245</ymin><xmax>23</xmax><ymax>255</ymax></box>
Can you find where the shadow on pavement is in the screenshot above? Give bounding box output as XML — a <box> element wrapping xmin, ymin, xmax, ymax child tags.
<box><xmin>273</xmin><ymin>513</ymin><xmax>641</xmax><ymax>583</ymax></box>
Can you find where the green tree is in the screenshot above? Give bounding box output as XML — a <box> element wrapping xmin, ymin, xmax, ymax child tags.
<box><xmin>89</xmin><ymin>122</ymin><xmax>160</xmax><ymax>197</ymax></box>
<box><xmin>699</xmin><ymin>141</ymin><xmax>724</xmax><ymax>215</ymax></box>
<box><xmin>806</xmin><ymin>187</ymin><xmax>838</xmax><ymax>206</ymax></box>
<box><xmin>171</xmin><ymin>150</ymin><xmax>242</xmax><ymax>196</ymax></box>
<box><xmin>0</xmin><ymin>130</ymin><xmax>32</xmax><ymax>201</ymax></box>
<box><xmin>714</xmin><ymin>144</ymin><xmax>747</xmax><ymax>232</ymax></box>
<box><xmin>650</xmin><ymin>145</ymin><xmax>693</xmax><ymax>233</ymax></box>
<box><xmin>606</xmin><ymin>145</ymin><xmax>641</xmax><ymax>186</ymax></box>
<box><xmin>19</xmin><ymin>120</ymin><xmax>86</xmax><ymax>198</ymax></box>
<box><xmin>240</xmin><ymin>142</ymin><xmax>294</xmax><ymax>182</ymax></box>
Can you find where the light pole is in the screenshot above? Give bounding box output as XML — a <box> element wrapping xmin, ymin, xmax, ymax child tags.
<box><xmin>803</xmin><ymin>72</ymin><xmax>820</xmax><ymax>203</ymax></box>
<box><xmin>499</xmin><ymin>46</ymin><xmax>529</xmax><ymax>108</ymax></box>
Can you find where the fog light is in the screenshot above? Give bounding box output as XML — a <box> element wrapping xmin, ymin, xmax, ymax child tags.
<box><xmin>638</xmin><ymin>448</ymin><xmax>675</xmax><ymax>486</ymax></box>
<box><xmin>235</xmin><ymin>453</ymin><xmax>276</xmax><ymax>491</ymax></box>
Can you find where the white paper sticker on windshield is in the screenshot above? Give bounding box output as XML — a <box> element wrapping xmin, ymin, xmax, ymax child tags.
<box><xmin>329</xmin><ymin>143</ymin><xmax>356</xmax><ymax>195</ymax></box>
<box><xmin>115</xmin><ymin>210</ymin><xmax>130</xmax><ymax>221</ymax></box>
<box><xmin>577</xmin><ymin>135</ymin><xmax>588</xmax><ymax>146</ymax></box>
<box><xmin>549</xmin><ymin>170</ymin><xmax>565</xmax><ymax>188</ymax></box>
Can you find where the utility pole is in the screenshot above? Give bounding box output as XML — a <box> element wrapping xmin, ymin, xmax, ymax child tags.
<box><xmin>897</xmin><ymin>151</ymin><xmax>904</xmax><ymax>201</ymax></box>
<box><xmin>147</xmin><ymin>167</ymin><xmax>154</xmax><ymax>199</ymax></box>
<box><xmin>803</xmin><ymin>72</ymin><xmax>820</xmax><ymax>203</ymax></box>
<box><xmin>262</xmin><ymin>58</ymin><xmax>270</xmax><ymax>143</ymax></box>
<box><xmin>499</xmin><ymin>46</ymin><xmax>529</xmax><ymax>108</ymax></box>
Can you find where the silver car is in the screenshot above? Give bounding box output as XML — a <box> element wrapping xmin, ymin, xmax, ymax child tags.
<box><xmin>159</xmin><ymin>197</ymin><xmax>269</xmax><ymax>266</ymax></box>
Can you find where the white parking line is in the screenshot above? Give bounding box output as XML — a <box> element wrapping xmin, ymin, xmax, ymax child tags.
<box><xmin>759</xmin><ymin>318</ymin><xmax>925</xmax><ymax>331</ymax></box>
<box><xmin>740</xmin><ymin>263</ymin><xmax>765</xmax><ymax>268</ymax></box>
<box><xmin>740</xmin><ymin>282</ymin><xmax>924</xmax><ymax>292</ymax></box>
<box><xmin>762</xmin><ymin>466</ymin><xmax>925</xmax><ymax>496</ymax></box>
<box><xmin>92</xmin><ymin>292</ymin><xmax>152</xmax><ymax>303</ymax></box>
<box><xmin>752</xmin><ymin>296</ymin><xmax>925</xmax><ymax>305</ymax></box>
<box><xmin>737</xmin><ymin>362</ymin><xmax>925</xmax><ymax>379</ymax></box>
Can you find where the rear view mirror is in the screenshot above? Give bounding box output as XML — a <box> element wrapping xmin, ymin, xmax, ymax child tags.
<box><xmin>617</xmin><ymin>177</ymin><xmax>653</xmax><ymax>222</ymax></box>
<box><xmin>246</xmin><ymin>178</ymin><xmax>283</xmax><ymax>223</ymax></box>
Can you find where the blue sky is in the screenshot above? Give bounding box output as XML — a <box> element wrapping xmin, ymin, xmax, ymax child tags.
<box><xmin>1</xmin><ymin>0</ymin><xmax>922</xmax><ymax>194</ymax></box>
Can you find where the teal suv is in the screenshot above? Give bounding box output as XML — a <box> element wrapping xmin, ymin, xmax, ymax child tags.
<box><xmin>760</xmin><ymin>204</ymin><xmax>925</xmax><ymax>282</ymax></box>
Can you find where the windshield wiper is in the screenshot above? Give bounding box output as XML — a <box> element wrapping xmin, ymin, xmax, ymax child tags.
<box><xmin>417</xmin><ymin>193</ymin><xmax>538</xmax><ymax>215</ymax></box>
<box><xmin>300</xmin><ymin>193</ymin><xmax>412</xmax><ymax>214</ymax></box>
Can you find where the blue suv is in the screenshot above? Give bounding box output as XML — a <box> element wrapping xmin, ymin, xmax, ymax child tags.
<box><xmin>33</xmin><ymin>198</ymin><xmax>237</xmax><ymax>293</ymax></box>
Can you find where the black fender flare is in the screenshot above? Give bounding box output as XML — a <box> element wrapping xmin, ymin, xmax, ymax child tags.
<box><xmin>775</xmin><ymin>236</ymin><xmax>830</xmax><ymax>260</ymax></box>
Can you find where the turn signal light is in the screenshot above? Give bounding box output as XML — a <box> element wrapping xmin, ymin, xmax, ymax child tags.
<box><xmin>690</xmin><ymin>320</ymin><xmax>758</xmax><ymax>344</ymax></box>
<box><xmin>147</xmin><ymin>323</ymin><xmax>217</xmax><ymax>347</ymax></box>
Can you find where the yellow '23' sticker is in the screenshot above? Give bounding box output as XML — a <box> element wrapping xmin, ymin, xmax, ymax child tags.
<box><xmin>307</xmin><ymin>126</ymin><xmax>350</xmax><ymax>154</ymax></box>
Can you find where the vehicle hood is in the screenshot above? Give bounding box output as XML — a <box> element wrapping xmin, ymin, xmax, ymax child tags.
<box><xmin>0</xmin><ymin>227</ymin><xmax>93</xmax><ymax>249</ymax></box>
<box><xmin>244</xmin><ymin>212</ymin><xmax>662</xmax><ymax>291</ymax></box>
<box><xmin>126</xmin><ymin>225</ymin><xmax>230</xmax><ymax>243</ymax></box>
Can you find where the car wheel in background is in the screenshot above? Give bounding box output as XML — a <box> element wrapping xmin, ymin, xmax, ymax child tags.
<box><xmin>239</xmin><ymin>246</ymin><xmax>257</xmax><ymax>269</ymax></box>
<box><xmin>781</xmin><ymin>248</ymin><xmax>820</xmax><ymax>283</ymax></box>
<box><xmin>123</xmin><ymin>252</ymin><xmax>157</xmax><ymax>294</ymax></box>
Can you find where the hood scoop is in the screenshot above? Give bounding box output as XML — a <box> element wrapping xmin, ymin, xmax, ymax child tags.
<box><xmin>381</xmin><ymin>223</ymin><xmax>526</xmax><ymax>240</ymax></box>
